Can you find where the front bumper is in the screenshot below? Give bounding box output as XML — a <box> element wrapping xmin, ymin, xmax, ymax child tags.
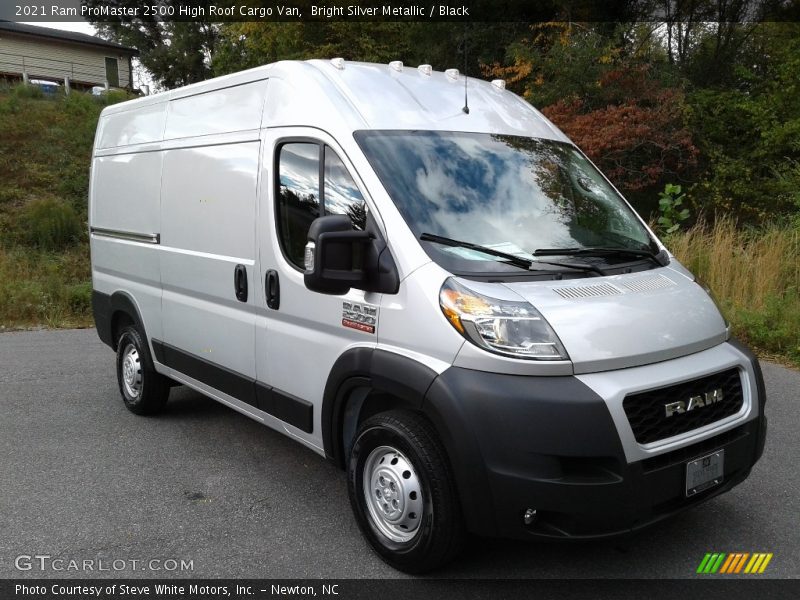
<box><xmin>422</xmin><ymin>339</ymin><xmax>767</xmax><ymax>540</ymax></box>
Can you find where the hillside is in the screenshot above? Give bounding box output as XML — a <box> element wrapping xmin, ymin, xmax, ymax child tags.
<box><xmin>0</xmin><ymin>85</ymin><xmax>127</xmax><ymax>329</ymax></box>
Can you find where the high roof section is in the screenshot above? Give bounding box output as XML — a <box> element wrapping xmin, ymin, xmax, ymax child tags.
<box><xmin>98</xmin><ymin>58</ymin><xmax>569</xmax><ymax>144</ymax></box>
<box><xmin>304</xmin><ymin>59</ymin><xmax>568</xmax><ymax>141</ymax></box>
<box><xmin>0</xmin><ymin>21</ymin><xmax>138</xmax><ymax>54</ymax></box>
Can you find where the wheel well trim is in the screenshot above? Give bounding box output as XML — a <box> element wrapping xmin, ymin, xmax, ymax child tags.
<box><xmin>323</xmin><ymin>348</ymin><xmax>496</xmax><ymax>537</ymax></box>
<box><xmin>322</xmin><ymin>347</ymin><xmax>439</xmax><ymax>468</ymax></box>
<box><xmin>94</xmin><ymin>289</ymin><xmax>151</xmax><ymax>356</ymax></box>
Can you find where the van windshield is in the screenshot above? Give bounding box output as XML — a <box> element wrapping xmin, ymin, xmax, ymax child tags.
<box><xmin>355</xmin><ymin>131</ymin><xmax>659</xmax><ymax>275</ymax></box>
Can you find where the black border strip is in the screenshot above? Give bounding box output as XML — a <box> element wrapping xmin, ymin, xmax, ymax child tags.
<box><xmin>151</xmin><ymin>339</ymin><xmax>257</xmax><ymax>406</ymax></box>
<box><xmin>151</xmin><ymin>339</ymin><xmax>313</xmax><ymax>433</ymax></box>
<box><xmin>257</xmin><ymin>384</ymin><xmax>314</xmax><ymax>434</ymax></box>
<box><xmin>2</xmin><ymin>578</ymin><xmax>795</xmax><ymax>599</ymax></box>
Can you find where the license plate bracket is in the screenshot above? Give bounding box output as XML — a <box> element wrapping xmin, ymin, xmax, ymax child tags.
<box><xmin>686</xmin><ymin>450</ymin><xmax>724</xmax><ymax>497</ymax></box>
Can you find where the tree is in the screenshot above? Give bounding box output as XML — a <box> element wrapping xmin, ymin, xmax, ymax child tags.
<box><xmin>542</xmin><ymin>79</ymin><xmax>698</xmax><ymax>193</ymax></box>
<box><xmin>687</xmin><ymin>22</ymin><xmax>800</xmax><ymax>220</ymax></box>
<box><xmin>484</xmin><ymin>24</ymin><xmax>697</xmax><ymax>197</ymax></box>
<box><xmin>212</xmin><ymin>22</ymin><xmax>411</xmax><ymax>74</ymax></box>
<box><xmin>82</xmin><ymin>0</ymin><xmax>220</xmax><ymax>89</ymax></box>
<box><xmin>212</xmin><ymin>21</ymin><xmax>530</xmax><ymax>80</ymax></box>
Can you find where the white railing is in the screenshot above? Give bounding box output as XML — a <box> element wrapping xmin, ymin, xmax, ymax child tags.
<box><xmin>0</xmin><ymin>50</ymin><xmax>125</xmax><ymax>88</ymax></box>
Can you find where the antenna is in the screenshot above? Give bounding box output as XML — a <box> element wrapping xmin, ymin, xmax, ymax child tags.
<box><xmin>462</xmin><ymin>23</ymin><xmax>470</xmax><ymax>114</ymax></box>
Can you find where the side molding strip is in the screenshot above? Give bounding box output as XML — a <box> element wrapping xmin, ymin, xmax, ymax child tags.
<box><xmin>91</xmin><ymin>227</ymin><xmax>160</xmax><ymax>244</ymax></box>
<box><xmin>257</xmin><ymin>384</ymin><xmax>314</xmax><ymax>434</ymax></box>
<box><xmin>151</xmin><ymin>339</ymin><xmax>312</xmax><ymax>433</ymax></box>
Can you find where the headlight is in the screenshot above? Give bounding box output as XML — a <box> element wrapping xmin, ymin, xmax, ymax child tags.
<box><xmin>439</xmin><ymin>278</ymin><xmax>568</xmax><ymax>360</ymax></box>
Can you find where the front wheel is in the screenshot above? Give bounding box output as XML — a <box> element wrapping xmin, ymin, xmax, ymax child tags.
<box><xmin>347</xmin><ymin>410</ymin><xmax>464</xmax><ymax>573</ymax></box>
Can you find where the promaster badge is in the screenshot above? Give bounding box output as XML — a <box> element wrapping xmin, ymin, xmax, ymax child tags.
<box><xmin>342</xmin><ymin>301</ymin><xmax>378</xmax><ymax>334</ymax></box>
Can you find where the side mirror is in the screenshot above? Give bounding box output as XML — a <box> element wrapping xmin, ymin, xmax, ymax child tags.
<box><xmin>303</xmin><ymin>215</ymin><xmax>399</xmax><ymax>296</ymax></box>
<box><xmin>304</xmin><ymin>215</ymin><xmax>371</xmax><ymax>295</ymax></box>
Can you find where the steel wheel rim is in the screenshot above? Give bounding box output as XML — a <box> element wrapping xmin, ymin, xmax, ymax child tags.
<box><xmin>121</xmin><ymin>343</ymin><xmax>143</xmax><ymax>399</ymax></box>
<box><xmin>362</xmin><ymin>445</ymin><xmax>424</xmax><ymax>543</ymax></box>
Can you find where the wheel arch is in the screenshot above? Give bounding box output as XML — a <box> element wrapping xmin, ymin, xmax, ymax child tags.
<box><xmin>326</xmin><ymin>349</ymin><xmax>497</xmax><ymax>538</ymax></box>
<box><xmin>322</xmin><ymin>348</ymin><xmax>439</xmax><ymax>469</ymax></box>
<box><xmin>93</xmin><ymin>289</ymin><xmax>150</xmax><ymax>355</ymax></box>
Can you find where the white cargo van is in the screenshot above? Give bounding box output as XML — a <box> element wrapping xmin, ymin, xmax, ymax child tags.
<box><xmin>90</xmin><ymin>59</ymin><xmax>767</xmax><ymax>573</ymax></box>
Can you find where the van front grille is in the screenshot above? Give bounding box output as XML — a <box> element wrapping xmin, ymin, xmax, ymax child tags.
<box><xmin>623</xmin><ymin>369</ymin><xmax>744</xmax><ymax>444</ymax></box>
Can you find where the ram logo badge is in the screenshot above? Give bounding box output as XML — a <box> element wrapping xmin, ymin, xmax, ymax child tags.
<box><xmin>342</xmin><ymin>301</ymin><xmax>378</xmax><ymax>334</ymax></box>
<box><xmin>665</xmin><ymin>388</ymin><xmax>724</xmax><ymax>417</ymax></box>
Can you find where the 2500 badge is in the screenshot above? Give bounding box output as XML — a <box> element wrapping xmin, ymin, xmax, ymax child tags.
<box><xmin>342</xmin><ymin>301</ymin><xmax>378</xmax><ymax>334</ymax></box>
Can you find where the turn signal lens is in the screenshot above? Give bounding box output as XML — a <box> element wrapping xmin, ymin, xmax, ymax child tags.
<box><xmin>439</xmin><ymin>278</ymin><xmax>568</xmax><ymax>360</ymax></box>
<box><xmin>304</xmin><ymin>241</ymin><xmax>316</xmax><ymax>273</ymax></box>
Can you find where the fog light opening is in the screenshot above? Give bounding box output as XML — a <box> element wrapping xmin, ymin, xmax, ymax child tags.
<box><xmin>523</xmin><ymin>508</ymin><xmax>538</xmax><ymax>526</ymax></box>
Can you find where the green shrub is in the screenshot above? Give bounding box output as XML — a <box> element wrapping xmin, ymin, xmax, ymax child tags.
<box><xmin>105</xmin><ymin>90</ymin><xmax>132</xmax><ymax>105</ymax></box>
<box><xmin>0</xmin><ymin>245</ymin><xmax>92</xmax><ymax>328</ymax></box>
<box><xmin>731</xmin><ymin>295</ymin><xmax>800</xmax><ymax>365</ymax></box>
<box><xmin>0</xmin><ymin>92</ymin><xmax>20</xmax><ymax>114</ymax></box>
<box><xmin>0</xmin><ymin>185</ymin><xmax>24</xmax><ymax>205</ymax></box>
<box><xmin>19</xmin><ymin>198</ymin><xmax>83</xmax><ymax>250</ymax></box>
<box><xmin>63</xmin><ymin>91</ymin><xmax>100</xmax><ymax>116</ymax></box>
<box><xmin>657</xmin><ymin>184</ymin><xmax>691</xmax><ymax>234</ymax></box>
<box><xmin>12</xmin><ymin>83</ymin><xmax>45</xmax><ymax>99</ymax></box>
<box><xmin>65</xmin><ymin>281</ymin><xmax>92</xmax><ymax>313</ymax></box>
<box><xmin>57</xmin><ymin>172</ymin><xmax>89</xmax><ymax>207</ymax></box>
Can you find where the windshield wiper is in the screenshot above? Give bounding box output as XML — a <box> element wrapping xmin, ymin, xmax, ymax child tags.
<box><xmin>420</xmin><ymin>233</ymin><xmax>533</xmax><ymax>269</ymax></box>
<box><xmin>533</xmin><ymin>246</ymin><xmax>668</xmax><ymax>266</ymax></box>
<box><xmin>420</xmin><ymin>233</ymin><xmax>604</xmax><ymax>276</ymax></box>
<box><xmin>532</xmin><ymin>259</ymin><xmax>606</xmax><ymax>276</ymax></box>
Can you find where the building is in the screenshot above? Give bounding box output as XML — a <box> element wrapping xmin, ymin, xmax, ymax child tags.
<box><xmin>0</xmin><ymin>21</ymin><xmax>137</xmax><ymax>90</ymax></box>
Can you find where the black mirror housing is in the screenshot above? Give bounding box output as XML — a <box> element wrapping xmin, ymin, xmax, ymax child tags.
<box><xmin>304</xmin><ymin>215</ymin><xmax>399</xmax><ymax>295</ymax></box>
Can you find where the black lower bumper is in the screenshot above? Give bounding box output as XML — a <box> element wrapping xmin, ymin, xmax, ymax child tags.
<box><xmin>422</xmin><ymin>343</ymin><xmax>767</xmax><ymax>541</ymax></box>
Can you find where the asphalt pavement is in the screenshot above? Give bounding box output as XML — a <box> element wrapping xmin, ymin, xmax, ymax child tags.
<box><xmin>0</xmin><ymin>328</ymin><xmax>797</xmax><ymax>579</ymax></box>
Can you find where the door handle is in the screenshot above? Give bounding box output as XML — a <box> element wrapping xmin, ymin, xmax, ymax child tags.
<box><xmin>234</xmin><ymin>264</ymin><xmax>248</xmax><ymax>302</ymax></box>
<box><xmin>266</xmin><ymin>269</ymin><xmax>280</xmax><ymax>310</ymax></box>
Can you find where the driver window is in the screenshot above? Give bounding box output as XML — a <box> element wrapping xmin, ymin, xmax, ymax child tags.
<box><xmin>276</xmin><ymin>143</ymin><xmax>368</xmax><ymax>269</ymax></box>
<box><xmin>324</xmin><ymin>147</ymin><xmax>367</xmax><ymax>230</ymax></box>
<box><xmin>277</xmin><ymin>142</ymin><xmax>320</xmax><ymax>268</ymax></box>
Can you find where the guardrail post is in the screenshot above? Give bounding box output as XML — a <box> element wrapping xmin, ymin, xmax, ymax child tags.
<box><xmin>22</xmin><ymin>70</ymin><xmax>29</xmax><ymax>85</ymax></box>
<box><xmin>64</xmin><ymin>76</ymin><xmax>71</xmax><ymax>95</ymax></box>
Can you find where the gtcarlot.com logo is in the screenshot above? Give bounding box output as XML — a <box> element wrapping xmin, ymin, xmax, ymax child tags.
<box><xmin>697</xmin><ymin>552</ymin><xmax>773</xmax><ymax>574</ymax></box>
<box><xmin>15</xmin><ymin>555</ymin><xmax>194</xmax><ymax>572</ymax></box>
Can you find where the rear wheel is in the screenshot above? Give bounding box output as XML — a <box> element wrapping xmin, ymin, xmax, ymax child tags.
<box><xmin>115</xmin><ymin>325</ymin><xmax>169</xmax><ymax>415</ymax></box>
<box><xmin>347</xmin><ymin>410</ymin><xmax>464</xmax><ymax>573</ymax></box>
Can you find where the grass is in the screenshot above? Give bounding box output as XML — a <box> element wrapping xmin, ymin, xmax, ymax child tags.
<box><xmin>0</xmin><ymin>86</ymin><xmax>115</xmax><ymax>331</ymax></box>
<box><xmin>0</xmin><ymin>244</ymin><xmax>93</xmax><ymax>329</ymax></box>
<box><xmin>667</xmin><ymin>218</ymin><xmax>800</xmax><ymax>367</ymax></box>
<box><xmin>0</xmin><ymin>87</ymin><xmax>109</xmax><ymax>217</ymax></box>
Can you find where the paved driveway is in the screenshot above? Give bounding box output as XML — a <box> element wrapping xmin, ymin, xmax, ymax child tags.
<box><xmin>0</xmin><ymin>329</ymin><xmax>797</xmax><ymax>578</ymax></box>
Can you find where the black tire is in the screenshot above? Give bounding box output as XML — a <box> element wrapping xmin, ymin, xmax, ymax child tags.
<box><xmin>115</xmin><ymin>325</ymin><xmax>170</xmax><ymax>415</ymax></box>
<box><xmin>347</xmin><ymin>410</ymin><xmax>464</xmax><ymax>573</ymax></box>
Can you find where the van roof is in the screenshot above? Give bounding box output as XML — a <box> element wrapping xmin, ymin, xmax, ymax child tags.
<box><xmin>100</xmin><ymin>59</ymin><xmax>569</xmax><ymax>142</ymax></box>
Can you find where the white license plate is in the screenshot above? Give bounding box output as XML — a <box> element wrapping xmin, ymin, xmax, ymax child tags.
<box><xmin>686</xmin><ymin>450</ymin><xmax>724</xmax><ymax>497</ymax></box>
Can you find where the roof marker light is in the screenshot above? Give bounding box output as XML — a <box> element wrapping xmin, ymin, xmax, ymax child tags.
<box><xmin>331</xmin><ymin>57</ymin><xmax>345</xmax><ymax>70</ymax></box>
<box><xmin>445</xmin><ymin>68</ymin><xmax>459</xmax><ymax>81</ymax></box>
<box><xmin>491</xmin><ymin>79</ymin><xmax>506</xmax><ymax>90</ymax></box>
<box><xmin>418</xmin><ymin>64</ymin><xmax>433</xmax><ymax>76</ymax></box>
<box><xmin>389</xmin><ymin>60</ymin><xmax>403</xmax><ymax>72</ymax></box>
